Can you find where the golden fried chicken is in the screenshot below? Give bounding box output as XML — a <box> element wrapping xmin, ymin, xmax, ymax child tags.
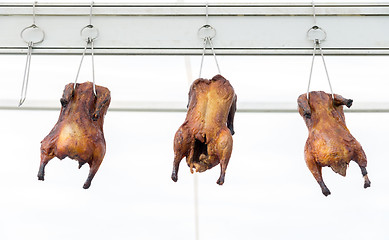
<box><xmin>38</xmin><ymin>82</ymin><xmax>111</xmax><ymax>189</ymax></box>
<box><xmin>298</xmin><ymin>91</ymin><xmax>370</xmax><ymax>196</ymax></box>
<box><xmin>172</xmin><ymin>74</ymin><xmax>237</xmax><ymax>185</ymax></box>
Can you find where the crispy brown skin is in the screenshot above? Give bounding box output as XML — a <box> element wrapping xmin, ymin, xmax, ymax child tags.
<box><xmin>298</xmin><ymin>91</ymin><xmax>370</xmax><ymax>196</ymax></box>
<box><xmin>172</xmin><ymin>74</ymin><xmax>237</xmax><ymax>185</ymax></box>
<box><xmin>38</xmin><ymin>82</ymin><xmax>111</xmax><ymax>189</ymax></box>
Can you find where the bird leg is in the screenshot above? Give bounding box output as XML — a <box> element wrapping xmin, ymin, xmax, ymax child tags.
<box><xmin>297</xmin><ymin>94</ymin><xmax>311</xmax><ymax>119</ymax></box>
<box><xmin>83</xmin><ymin>170</ymin><xmax>96</xmax><ymax>189</ymax></box>
<box><xmin>171</xmin><ymin>155</ymin><xmax>183</xmax><ymax>182</ymax></box>
<box><xmin>353</xmin><ymin>149</ymin><xmax>371</xmax><ymax>189</ymax></box>
<box><xmin>306</xmin><ymin>155</ymin><xmax>331</xmax><ymax>196</ymax></box>
<box><xmin>60</xmin><ymin>84</ymin><xmax>75</xmax><ymax>108</ymax></box>
<box><xmin>333</xmin><ymin>94</ymin><xmax>353</xmax><ymax>108</ymax></box>
<box><xmin>227</xmin><ymin>95</ymin><xmax>237</xmax><ymax>135</ymax></box>
<box><xmin>360</xmin><ymin>166</ymin><xmax>371</xmax><ymax>188</ymax></box>
<box><xmin>215</xmin><ymin>129</ymin><xmax>233</xmax><ymax>185</ymax></box>
<box><xmin>83</xmin><ymin>159</ymin><xmax>103</xmax><ymax>189</ymax></box>
<box><xmin>92</xmin><ymin>89</ymin><xmax>111</xmax><ymax>120</ymax></box>
<box><xmin>318</xmin><ymin>181</ymin><xmax>331</xmax><ymax>197</ymax></box>
<box><xmin>217</xmin><ymin>158</ymin><xmax>229</xmax><ymax>185</ymax></box>
<box><xmin>37</xmin><ymin>154</ymin><xmax>54</xmax><ymax>181</ymax></box>
<box><xmin>172</xmin><ymin>126</ymin><xmax>191</xmax><ymax>182</ymax></box>
<box><xmin>78</xmin><ymin>161</ymin><xmax>86</xmax><ymax>169</ymax></box>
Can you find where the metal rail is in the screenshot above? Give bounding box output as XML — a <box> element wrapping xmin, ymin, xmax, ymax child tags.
<box><xmin>1</xmin><ymin>100</ymin><xmax>388</xmax><ymax>112</ymax></box>
<box><xmin>1</xmin><ymin>2</ymin><xmax>389</xmax><ymax>55</ymax></box>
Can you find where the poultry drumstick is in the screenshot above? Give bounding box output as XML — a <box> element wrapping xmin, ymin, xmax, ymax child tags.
<box><xmin>38</xmin><ymin>82</ymin><xmax>111</xmax><ymax>189</ymax></box>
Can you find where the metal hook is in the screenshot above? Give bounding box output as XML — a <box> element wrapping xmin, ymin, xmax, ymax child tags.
<box><xmin>198</xmin><ymin>3</ymin><xmax>220</xmax><ymax>78</ymax></box>
<box><xmin>74</xmin><ymin>1</ymin><xmax>98</xmax><ymax>96</ymax></box>
<box><xmin>312</xmin><ymin>1</ymin><xmax>316</xmax><ymax>26</ymax></box>
<box><xmin>205</xmin><ymin>2</ymin><xmax>209</xmax><ymax>25</ymax></box>
<box><xmin>32</xmin><ymin>1</ymin><xmax>37</xmax><ymax>25</ymax></box>
<box><xmin>306</xmin><ymin>1</ymin><xmax>333</xmax><ymax>101</ymax></box>
<box><xmin>198</xmin><ymin>3</ymin><xmax>215</xmax><ymax>40</ymax></box>
<box><xmin>198</xmin><ymin>24</ymin><xmax>216</xmax><ymax>40</ymax></box>
<box><xmin>19</xmin><ymin>42</ymin><xmax>33</xmax><ymax>107</ymax></box>
<box><xmin>307</xmin><ymin>2</ymin><xmax>326</xmax><ymax>43</ymax></box>
<box><xmin>18</xmin><ymin>1</ymin><xmax>44</xmax><ymax>107</ymax></box>
<box><xmin>89</xmin><ymin>1</ymin><xmax>94</xmax><ymax>26</ymax></box>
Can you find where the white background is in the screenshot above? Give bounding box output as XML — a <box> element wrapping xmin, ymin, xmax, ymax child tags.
<box><xmin>1</xmin><ymin>1</ymin><xmax>389</xmax><ymax>240</ymax></box>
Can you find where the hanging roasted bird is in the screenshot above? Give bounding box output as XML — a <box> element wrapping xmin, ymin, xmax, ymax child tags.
<box><xmin>38</xmin><ymin>82</ymin><xmax>111</xmax><ymax>189</ymax></box>
<box><xmin>298</xmin><ymin>91</ymin><xmax>370</xmax><ymax>196</ymax></box>
<box><xmin>172</xmin><ymin>74</ymin><xmax>237</xmax><ymax>185</ymax></box>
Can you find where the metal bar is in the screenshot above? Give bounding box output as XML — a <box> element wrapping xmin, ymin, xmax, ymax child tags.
<box><xmin>1</xmin><ymin>3</ymin><xmax>389</xmax><ymax>55</ymax></box>
<box><xmin>1</xmin><ymin>3</ymin><xmax>389</xmax><ymax>12</ymax></box>
<box><xmin>2</xmin><ymin>48</ymin><xmax>389</xmax><ymax>56</ymax></box>
<box><xmin>1</xmin><ymin>6</ymin><xmax>389</xmax><ymax>16</ymax></box>
<box><xmin>1</xmin><ymin>100</ymin><xmax>388</xmax><ymax>112</ymax></box>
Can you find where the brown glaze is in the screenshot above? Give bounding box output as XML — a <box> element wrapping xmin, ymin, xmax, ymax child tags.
<box><xmin>38</xmin><ymin>82</ymin><xmax>111</xmax><ymax>189</ymax></box>
<box><xmin>298</xmin><ymin>91</ymin><xmax>370</xmax><ymax>196</ymax></box>
<box><xmin>172</xmin><ymin>74</ymin><xmax>237</xmax><ymax>185</ymax></box>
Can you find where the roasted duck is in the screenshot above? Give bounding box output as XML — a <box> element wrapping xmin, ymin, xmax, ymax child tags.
<box><xmin>298</xmin><ymin>91</ymin><xmax>370</xmax><ymax>196</ymax></box>
<box><xmin>172</xmin><ymin>74</ymin><xmax>237</xmax><ymax>185</ymax></box>
<box><xmin>38</xmin><ymin>82</ymin><xmax>111</xmax><ymax>189</ymax></box>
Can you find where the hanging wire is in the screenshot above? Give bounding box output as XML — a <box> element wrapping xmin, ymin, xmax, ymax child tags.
<box><xmin>198</xmin><ymin>3</ymin><xmax>221</xmax><ymax>78</ymax></box>
<box><xmin>318</xmin><ymin>42</ymin><xmax>334</xmax><ymax>99</ymax></box>
<box><xmin>91</xmin><ymin>39</ymin><xmax>96</xmax><ymax>95</ymax></box>
<box><xmin>306</xmin><ymin>41</ymin><xmax>316</xmax><ymax>100</ymax></box>
<box><xmin>306</xmin><ymin>1</ymin><xmax>334</xmax><ymax>100</ymax></box>
<box><xmin>89</xmin><ymin>1</ymin><xmax>94</xmax><ymax>25</ymax></box>
<box><xmin>19</xmin><ymin>42</ymin><xmax>33</xmax><ymax>107</ymax></box>
<box><xmin>199</xmin><ymin>38</ymin><xmax>207</xmax><ymax>78</ymax></box>
<box><xmin>307</xmin><ymin>41</ymin><xmax>334</xmax><ymax>100</ymax></box>
<box><xmin>198</xmin><ymin>36</ymin><xmax>221</xmax><ymax>77</ymax></box>
<box><xmin>32</xmin><ymin>1</ymin><xmax>37</xmax><ymax>26</ymax></box>
<box><xmin>74</xmin><ymin>42</ymin><xmax>89</xmax><ymax>90</ymax></box>
<box><xmin>19</xmin><ymin>2</ymin><xmax>36</xmax><ymax>106</ymax></box>
<box><xmin>312</xmin><ymin>1</ymin><xmax>317</xmax><ymax>26</ymax></box>
<box><xmin>208</xmin><ymin>37</ymin><xmax>221</xmax><ymax>75</ymax></box>
<box><xmin>19</xmin><ymin>1</ymin><xmax>44</xmax><ymax>107</ymax></box>
<box><xmin>74</xmin><ymin>1</ymin><xmax>97</xmax><ymax>96</ymax></box>
<box><xmin>205</xmin><ymin>2</ymin><xmax>209</xmax><ymax>25</ymax></box>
